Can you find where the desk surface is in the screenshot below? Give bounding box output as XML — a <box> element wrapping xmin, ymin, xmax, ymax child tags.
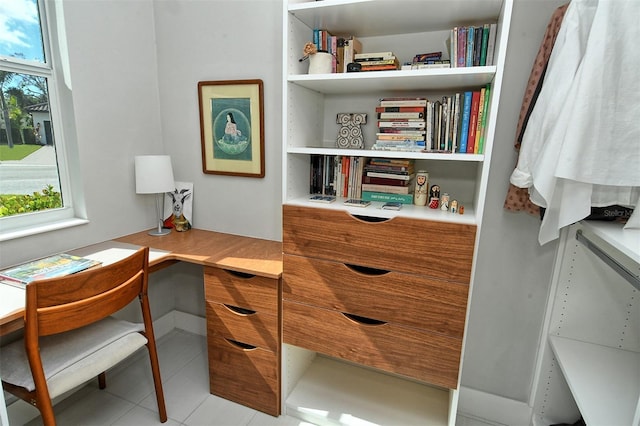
<box><xmin>0</xmin><ymin>228</ymin><xmax>283</xmax><ymax>336</ymax></box>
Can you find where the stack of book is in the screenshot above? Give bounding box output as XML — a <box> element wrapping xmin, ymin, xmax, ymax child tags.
<box><xmin>450</xmin><ymin>24</ymin><xmax>497</xmax><ymax>68</ymax></box>
<box><xmin>361</xmin><ymin>158</ymin><xmax>415</xmax><ymax>204</ymax></box>
<box><xmin>400</xmin><ymin>51</ymin><xmax>451</xmax><ymax>70</ymax></box>
<box><xmin>373</xmin><ymin>97</ymin><xmax>427</xmax><ymax>152</ymax></box>
<box><xmin>354</xmin><ymin>51</ymin><xmax>400</xmax><ymax>72</ymax></box>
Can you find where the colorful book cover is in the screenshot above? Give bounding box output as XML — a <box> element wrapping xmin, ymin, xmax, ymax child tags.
<box><xmin>478</xmin><ymin>84</ymin><xmax>491</xmax><ymax>154</ymax></box>
<box><xmin>474</xmin><ymin>87</ymin><xmax>486</xmax><ymax>153</ymax></box>
<box><xmin>458</xmin><ymin>91</ymin><xmax>472</xmax><ymax>153</ymax></box>
<box><xmin>466</xmin><ymin>90</ymin><xmax>481</xmax><ymax>153</ymax></box>
<box><xmin>480</xmin><ymin>24</ymin><xmax>490</xmax><ymax>66</ymax></box>
<box><xmin>457</xmin><ymin>26</ymin><xmax>467</xmax><ymax>68</ymax></box>
<box><xmin>465</xmin><ymin>26</ymin><xmax>474</xmax><ymax>67</ymax></box>
<box><xmin>0</xmin><ymin>254</ymin><xmax>102</xmax><ymax>285</ymax></box>
<box><xmin>361</xmin><ymin>191</ymin><xmax>413</xmax><ymax>204</ymax></box>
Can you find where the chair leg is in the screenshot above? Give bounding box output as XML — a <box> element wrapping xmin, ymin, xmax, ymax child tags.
<box><xmin>98</xmin><ymin>372</ymin><xmax>106</xmax><ymax>389</ymax></box>
<box><xmin>36</xmin><ymin>392</ymin><xmax>56</xmax><ymax>426</ymax></box>
<box><xmin>146</xmin><ymin>341</ymin><xmax>167</xmax><ymax>422</ymax></box>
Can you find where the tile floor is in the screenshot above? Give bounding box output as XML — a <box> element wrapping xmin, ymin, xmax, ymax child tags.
<box><xmin>6</xmin><ymin>329</ymin><xmax>497</xmax><ymax>426</ymax></box>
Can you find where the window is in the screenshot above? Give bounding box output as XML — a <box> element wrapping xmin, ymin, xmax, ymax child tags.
<box><xmin>0</xmin><ymin>0</ymin><xmax>85</xmax><ymax>240</ymax></box>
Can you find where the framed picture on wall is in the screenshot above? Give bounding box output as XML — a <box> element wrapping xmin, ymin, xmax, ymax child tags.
<box><xmin>197</xmin><ymin>79</ymin><xmax>265</xmax><ymax>177</ymax></box>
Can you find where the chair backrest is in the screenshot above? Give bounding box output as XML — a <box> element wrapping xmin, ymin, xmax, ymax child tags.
<box><xmin>24</xmin><ymin>246</ymin><xmax>150</xmax><ymax>339</ymax></box>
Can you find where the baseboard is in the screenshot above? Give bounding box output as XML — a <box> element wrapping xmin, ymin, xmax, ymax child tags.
<box><xmin>153</xmin><ymin>310</ymin><xmax>206</xmax><ymax>338</ymax></box>
<box><xmin>457</xmin><ymin>386</ymin><xmax>532</xmax><ymax>426</ymax></box>
<box><xmin>169</xmin><ymin>312</ymin><xmax>536</xmax><ymax>426</ymax></box>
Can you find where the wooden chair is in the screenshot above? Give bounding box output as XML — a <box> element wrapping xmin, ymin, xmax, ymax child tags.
<box><xmin>0</xmin><ymin>247</ymin><xmax>167</xmax><ymax>425</ymax></box>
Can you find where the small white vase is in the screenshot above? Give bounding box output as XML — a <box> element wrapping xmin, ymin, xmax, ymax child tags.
<box><xmin>308</xmin><ymin>52</ymin><xmax>333</xmax><ymax>74</ymax></box>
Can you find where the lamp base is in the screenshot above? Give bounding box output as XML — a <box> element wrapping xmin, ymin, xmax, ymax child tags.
<box><xmin>148</xmin><ymin>228</ymin><xmax>171</xmax><ymax>236</ymax></box>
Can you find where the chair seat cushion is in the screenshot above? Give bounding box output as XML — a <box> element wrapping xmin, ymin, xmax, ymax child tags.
<box><xmin>0</xmin><ymin>317</ymin><xmax>146</xmax><ymax>395</ymax></box>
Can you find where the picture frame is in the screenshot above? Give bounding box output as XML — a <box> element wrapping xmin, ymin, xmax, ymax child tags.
<box><xmin>198</xmin><ymin>79</ymin><xmax>265</xmax><ymax>177</ymax></box>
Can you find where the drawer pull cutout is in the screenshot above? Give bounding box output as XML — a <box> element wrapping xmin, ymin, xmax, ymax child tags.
<box><xmin>345</xmin><ymin>264</ymin><xmax>390</xmax><ymax>276</ymax></box>
<box><xmin>224</xmin><ymin>269</ymin><xmax>256</xmax><ymax>279</ymax></box>
<box><xmin>224</xmin><ymin>338</ymin><xmax>257</xmax><ymax>351</ymax></box>
<box><xmin>224</xmin><ymin>304</ymin><xmax>256</xmax><ymax>316</ymax></box>
<box><xmin>342</xmin><ymin>312</ymin><xmax>387</xmax><ymax>326</ymax></box>
<box><xmin>352</xmin><ymin>214</ymin><xmax>390</xmax><ymax>223</ymax></box>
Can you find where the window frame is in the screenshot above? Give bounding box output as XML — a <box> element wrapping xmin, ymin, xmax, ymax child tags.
<box><xmin>0</xmin><ymin>0</ymin><xmax>87</xmax><ymax>241</ymax></box>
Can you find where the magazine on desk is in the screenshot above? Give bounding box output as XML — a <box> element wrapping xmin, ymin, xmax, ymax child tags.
<box><xmin>0</xmin><ymin>253</ymin><xmax>102</xmax><ymax>288</ymax></box>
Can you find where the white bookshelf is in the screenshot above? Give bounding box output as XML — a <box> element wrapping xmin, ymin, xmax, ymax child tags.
<box><xmin>283</xmin><ymin>0</ymin><xmax>512</xmax><ymax>228</ymax></box>
<box><xmin>282</xmin><ymin>1</ymin><xmax>514</xmax><ymax>424</ymax></box>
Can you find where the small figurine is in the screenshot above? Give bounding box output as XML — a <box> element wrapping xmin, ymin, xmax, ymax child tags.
<box><xmin>459</xmin><ymin>205</ymin><xmax>465</xmax><ymax>215</ymax></box>
<box><xmin>450</xmin><ymin>199</ymin><xmax>458</xmax><ymax>214</ymax></box>
<box><xmin>440</xmin><ymin>193</ymin><xmax>450</xmax><ymax>211</ymax></box>
<box><xmin>428</xmin><ymin>184</ymin><xmax>440</xmax><ymax>209</ymax></box>
<box><xmin>414</xmin><ymin>171</ymin><xmax>428</xmax><ymax>206</ymax></box>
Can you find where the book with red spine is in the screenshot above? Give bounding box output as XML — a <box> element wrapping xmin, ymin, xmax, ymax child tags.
<box><xmin>466</xmin><ymin>90</ymin><xmax>481</xmax><ymax>153</ymax></box>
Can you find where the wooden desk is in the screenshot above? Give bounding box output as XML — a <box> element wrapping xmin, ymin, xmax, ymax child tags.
<box><xmin>0</xmin><ymin>228</ymin><xmax>283</xmax><ymax>416</ymax></box>
<box><xmin>115</xmin><ymin>228</ymin><xmax>282</xmax><ymax>279</ymax></box>
<box><xmin>1</xmin><ymin>229</ymin><xmax>282</xmax><ymax>335</ymax></box>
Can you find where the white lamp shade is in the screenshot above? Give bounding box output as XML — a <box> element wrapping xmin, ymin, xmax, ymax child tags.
<box><xmin>135</xmin><ymin>155</ymin><xmax>175</xmax><ymax>194</ymax></box>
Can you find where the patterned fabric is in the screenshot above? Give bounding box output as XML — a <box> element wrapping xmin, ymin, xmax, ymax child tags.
<box><xmin>504</xmin><ymin>3</ymin><xmax>569</xmax><ymax>215</ymax></box>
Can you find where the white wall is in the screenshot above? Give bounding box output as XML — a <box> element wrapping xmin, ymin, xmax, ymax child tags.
<box><xmin>0</xmin><ymin>0</ymin><xmax>568</xmax><ymax>411</ymax></box>
<box><xmin>0</xmin><ymin>0</ymin><xmax>162</xmax><ymax>268</ymax></box>
<box><xmin>461</xmin><ymin>0</ymin><xmax>567</xmax><ymax>403</ymax></box>
<box><xmin>153</xmin><ymin>0</ymin><xmax>283</xmax><ymax>241</ymax></box>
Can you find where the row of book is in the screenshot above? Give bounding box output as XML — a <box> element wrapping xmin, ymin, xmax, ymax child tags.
<box><xmin>426</xmin><ymin>84</ymin><xmax>491</xmax><ymax>154</ymax></box>
<box><xmin>312</xmin><ymin>29</ymin><xmax>362</xmax><ymax>73</ymax></box>
<box><xmin>310</xmin><ymin>156</ymin><xmax>416</xmax><ymax>204</ymax></box>
<box><xmin>312</xmin><ymin>22</ymin><xmax>496</xmax><ymax>75</ymax></box>
<box><xmin>310</xmin><ymin>155</ymin><xmax>365</xmax><ymax>199</ymax></box>
<box><xmin>450</xmin><ymin>24</ymin><xmax>498</xmax><ymax>68</ymax></box>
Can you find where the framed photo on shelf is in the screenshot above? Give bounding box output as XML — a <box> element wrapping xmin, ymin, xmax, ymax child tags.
<box><xmin>198</xmin><ymin>79</ymin><xmax>265</xmax><ymax>177</ymax></box>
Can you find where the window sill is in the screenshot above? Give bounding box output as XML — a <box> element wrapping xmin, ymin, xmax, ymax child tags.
<box><xmin>0</xmin><ymin>218</ymin><xmax>89</xmax><ymax>242</ymax></box>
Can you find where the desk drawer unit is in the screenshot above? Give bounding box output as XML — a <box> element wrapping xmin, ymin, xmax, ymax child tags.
<box><xmin>282</xmin><ymin>205</ymin><xmax>476</xmax><ymax>391</ymax></box>
<box><xmin>207</xmin><ymin>333</ymin><xmax>279</xmax><ymax>416</ymax></box>
<box><xmin>204</xmin><ymin>267</ymin><xmax>280</xmax><ymax>416</ymax></box>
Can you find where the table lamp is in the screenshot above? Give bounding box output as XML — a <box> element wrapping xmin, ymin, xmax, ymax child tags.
<box><xmin>135</xmin><ymin>155</ymin><xmax>175</xmax><ymax>236</ymax></box>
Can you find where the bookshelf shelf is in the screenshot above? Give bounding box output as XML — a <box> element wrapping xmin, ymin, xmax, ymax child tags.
<box><xmin>288</xmin><ymin>67</ymin><xmax>497</xmax><ymax>94</ymax></box>
<box><xmin>282</xmin><ymin>1</ymin><xmax>513</xmax><ymax>425</ymax></box>
<box><xmin>287</xmin><ymin>195</ymin><xmax>477</xmax><ymax>225</ymax></box>
<box><xmin>288</xmin><ymin>0</ymin><xmax>504</xmax><ymax>38</ymax></box>
<box><xmin>549</xmin><ymin>335</ymin><xmax>640</xmax><ymax>426</ymax></box>
<box><xmin>286</xmin><ymin>146</ymin><xmax>485</xmax><ymax>162</ymax></box>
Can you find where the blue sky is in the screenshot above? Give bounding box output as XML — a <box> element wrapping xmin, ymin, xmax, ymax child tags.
<box><xmin>0</xmin><ymin>0</ymin><xmax>44</xmax><ymax>62</ymax></box>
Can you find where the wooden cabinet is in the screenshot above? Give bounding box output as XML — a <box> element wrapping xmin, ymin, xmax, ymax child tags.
<box><xmin>530</xmin><ymin>222</ymin><xmax>640</xmax><ymax>426</ymax></box>
<box><xmin>282</xmin><ymin>205</ymin><xmax>475</xmax><ymax>424</ymax></box>
<box><xmin>204</xmin><ymin>266</ymin><xmax>281</xmax><ymax>416</ymax></box>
